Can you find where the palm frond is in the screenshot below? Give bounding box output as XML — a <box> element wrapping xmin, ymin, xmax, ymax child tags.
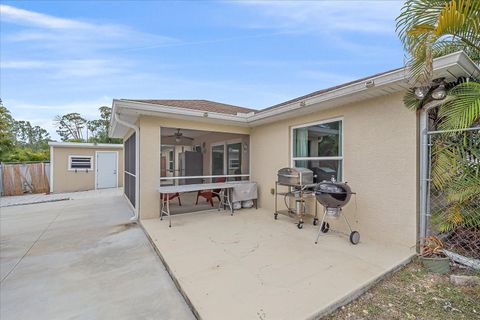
<box><xmin>403</xmin><ymin>88</ymin><xmax>424</xmax><ymax>110</ymax></box>
<box><xmin>397</xmin><ymin>0</ymin><xmax>480</xmax><ymax>84</ymax></box>
<box><xmin>438</xmin><ymin>81</ymin><xmax>480</xmax><ymax>130</ymax></box>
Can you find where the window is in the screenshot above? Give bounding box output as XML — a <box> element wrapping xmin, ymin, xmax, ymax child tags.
<box><xmin>168</xmin><ymin>150</ymin><xmax>174</xmax><ymax>171</ymax></box>
<box><xmin>68</xmin><ymin>156</ymin><xmax>93</xmax><ymax>170</ymax></box>
<box><xmin>227</xmin><ymin>143</ymin><xmax>242</xmax><ymax>175</ymax></box>
<box><xmin>292</xmin><ymin>119</ymin><xmax>343</xmax><ymax>182</ymax></box>
<box><xmin>211</xmin><ymin>144</ymin><xmax>224</xmax><ymax>175</ymax></box>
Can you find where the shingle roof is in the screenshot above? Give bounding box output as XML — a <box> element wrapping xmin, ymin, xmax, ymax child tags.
<box><xmin>121</xmin><ymin>67</ymin><xmax>402</xmax><ymax>117</ymax></box>
<box><xmin>122</xmin><ymin>99</ymin><xmax>256</xmax><ymax>115</ymax></box>
<box><xmin>258</xmin><ymin>67</ymin><xmax>402</xmax><ymax>113</ymax></box>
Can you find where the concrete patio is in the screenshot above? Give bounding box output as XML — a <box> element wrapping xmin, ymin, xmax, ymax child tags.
<box><xmin>142</xmin><ymin>208</ymin><xmax>415</xmax><ymax>320</ymax></box>
<box><xmin>0</xmin><ymin>193</ymin><xmax>194</xmax><ymax>320</ymax></box>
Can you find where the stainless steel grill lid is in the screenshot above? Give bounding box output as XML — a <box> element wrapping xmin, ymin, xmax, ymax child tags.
<box><xmin>277</xmin><ymin>167</ymin><xmax>313</xmax><ymax>186</ymax></box>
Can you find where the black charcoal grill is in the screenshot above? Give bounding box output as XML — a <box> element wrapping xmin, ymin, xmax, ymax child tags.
<box><xmin>314</xmin><ymin>178</ymin><xmax>360</xmax><ymax>245</ymax></box>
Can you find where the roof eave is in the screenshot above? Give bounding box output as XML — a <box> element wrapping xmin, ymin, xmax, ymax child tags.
<box><xmin>248</xmin><ymin>51</ymin><xmax>478</xmax><ymax>125</ymax></box>
<box><xmin>109</xmin><ymin>51</ymin><xmax>479</xmax><ymax>135</ymax></box>
<box><xmin>49</xmin><ymin>142</ymin><xmax>123</xmax><ymax>149</ymax></box>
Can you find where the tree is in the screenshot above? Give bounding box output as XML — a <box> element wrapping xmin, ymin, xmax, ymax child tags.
<box><xmin>0</xmin><ymin>101</ymin><xmax>50</xmax><ymax>162</ymax></box>
<box><xmin>54</xmin><ymin>113</ymin><xmax>87</xmax><ymax>141</ymax></box>
<box><xmin>396</xmin><ymin>0</ymin><xmax>480</xmax><ymax>232</ymax></box>
<box><xmin>87</xmin><ymin>106</ymin><xmax>121</xmax><ymax>143</ymax></box>
<box><xmin>396</xmin><ymin>0</ymin><xmax>480</xmax><ymax>85</ymax></box>
<box><xmin>0</xmin><ymin>101</ymin><xmax>15</xmax><ymax>159</ymax></box>
<box><xmin>12</xmin><ymin>120</ymin><xmax>50</xmax><ymax>151</ymax></box>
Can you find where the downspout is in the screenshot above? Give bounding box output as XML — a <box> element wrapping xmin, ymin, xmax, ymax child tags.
<box><xmin>114</xmin><ymin>112</ymin><xmax>140</xmax><ymax>221</ymax></box>
<box><xmin>419</xmin><ymin>99</ymin><xmax>448</xmax><ymax>246</ymax></box>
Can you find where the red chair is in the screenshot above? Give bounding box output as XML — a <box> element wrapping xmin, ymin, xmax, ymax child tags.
<box><xmin>161</xmin><ymin>192</ymin><xmax>182</xmax><ymax>206</ymax></box>
<box><xmin>196</xmin><ymin>177</ymin><xmax>226</xmax><ymax>207</ymax></box>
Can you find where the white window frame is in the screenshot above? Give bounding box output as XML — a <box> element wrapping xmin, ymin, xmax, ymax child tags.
<box><xmin>290</xmin><ymin>117</ymin><xmax>344</xmax><ymax>179</ymax></box>
<box><xmin>68</xmin><ymin>155</ymin><xmax>93</xmax><ymax>171</ymax></box>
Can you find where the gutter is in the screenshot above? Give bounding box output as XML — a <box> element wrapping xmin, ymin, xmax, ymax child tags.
<box><xmin>114</xmin><ymin>112</ymin><xmax>140</xmax><ymax>221</ymax></box>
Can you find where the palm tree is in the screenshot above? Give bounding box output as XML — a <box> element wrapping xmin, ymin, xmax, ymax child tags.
<box><xmin>396</xmin><ymin>0</ymin><xmax>480</xmax><ymax>234</ymax></box>
<box><xmin>397</xmin><ymin>0</ymin><xmax>480</xmax><ymax>85</ymax></box>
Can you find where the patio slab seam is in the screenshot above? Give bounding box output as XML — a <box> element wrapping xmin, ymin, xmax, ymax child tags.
<box><xmin>139</xmin><ymin>221</ymin><xmax>201</xmax><ymax>320</ymax></box>
<box><xmin>0</xmin><ymin>198</ymin><xmax>70</xmax><ymax>208</ymax></box>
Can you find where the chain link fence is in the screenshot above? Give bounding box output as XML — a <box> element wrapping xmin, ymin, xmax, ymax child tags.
<box><xmin>426</xmin><ymin>128</ymin><xmax>480</xmax><ymax>262</ymax></box>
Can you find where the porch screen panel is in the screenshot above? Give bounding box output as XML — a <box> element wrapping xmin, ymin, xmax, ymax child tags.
<box><xmin>124</xmin><ymin>133</ymin><xmax>136</xmax><ymax>207</ymax></box>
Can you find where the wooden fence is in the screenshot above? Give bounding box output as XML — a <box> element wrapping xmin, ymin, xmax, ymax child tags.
<box><xmin>0</xmin><ymin>162</ymin><xmax>50</xmax><ymax>196</ymax></box>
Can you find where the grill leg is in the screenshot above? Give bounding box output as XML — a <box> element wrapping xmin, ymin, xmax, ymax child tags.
<box><xmin>342</xmin><ymin>210</ymin><xmax>353</xmax><ymax>233</ymax></box>
<box><xmin>315</xmin><ymin>209</ymin><xmax>328</xmax><ymax>244</ymax></box>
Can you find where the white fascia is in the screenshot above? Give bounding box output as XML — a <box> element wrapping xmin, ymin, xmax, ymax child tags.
<box><xmin>48</xmin><ymin>142</ymin><xmax>123</xmax><ymax>149</ymax></box>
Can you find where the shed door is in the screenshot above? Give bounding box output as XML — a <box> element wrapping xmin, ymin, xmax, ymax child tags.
<box><xmin>96</xmin><ymin>152</ymin><xmax>117</xmax><ymax>189</ymax></box>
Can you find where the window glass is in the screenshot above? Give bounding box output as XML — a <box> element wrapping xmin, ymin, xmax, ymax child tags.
<box><xmin>292</xmin><ymin>119</ymin><xmax>343</xmax><ymax>181</ymax></box>
<box><xmin>293</xmin><ymin>159</ymin><xmax>342</xmax><ymax>182</ymax></box>
<box><xmin>227</xmin><ymin>143</ymin><xmax>242</xmax><ymax>175</ymax></box>
<box><xmin>211</xmin><ymin>145</ymin><xmax>224</xmax><ymax>175</ymax></box>
<box><xmin>293</xmin><ymin>120</ymin><xmax>342</xmax><ymax>157</ymax></box>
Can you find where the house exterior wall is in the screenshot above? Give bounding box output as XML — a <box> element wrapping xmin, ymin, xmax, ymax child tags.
<box><xmin>51</xmin><ymin>146</ymin><xmax>124</xmax><ymax>193</ymax></box>
<box><xmin>133</xmin><ymin>93</ymin><xmax>418</xmax><ymax>247</ymax></box>
<box><xmin>138</xmin><ymin>116</ymin><xmax>250</xmax><ymax>219</ymax></box>
<box><xmin>250</xmin><ymin>92</ymin><xmax>418</xmax><ymax>246</ymax></box>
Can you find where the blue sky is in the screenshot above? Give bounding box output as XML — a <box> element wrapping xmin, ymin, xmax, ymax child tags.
<box><xmin>1</xmin><ymin>1</ymin><xmax>405</xmax><ymax>139</ymax></box>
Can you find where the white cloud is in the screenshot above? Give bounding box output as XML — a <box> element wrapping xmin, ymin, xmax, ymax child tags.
<box><xmin>0</xmin><ymin>4</ymin><xmax>93</xmax><ymax>29</ymax></box>
<box><xmin>2</xmin><ymin>59</ymin><xmax>130</xmax><ymax>78</ymax></box>
<box><xmin>0</xmin><ymin>4</ymin><xmax>177</xmax><ymax>53</ymax></box>
<box><xmin>234</xmin><ymin>1</ymin><xmax>403</xmax><ymax>34</ymax></box>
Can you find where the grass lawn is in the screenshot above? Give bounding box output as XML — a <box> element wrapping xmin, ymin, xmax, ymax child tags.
<box><xmin>326</xmin><ymin>259</ymin><xmax>480</xmax><ymax>320</ymax></box>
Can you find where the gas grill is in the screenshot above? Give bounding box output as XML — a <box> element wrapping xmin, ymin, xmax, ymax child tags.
<box><xmin>274</xmin><ymin>167</ymin><xmax>318</xmax><ymax>229</ymax></box>
<box><xmin>277</xmin><ymin>167</ymin><xmax>314</xmax><ymax>187</ymax></box>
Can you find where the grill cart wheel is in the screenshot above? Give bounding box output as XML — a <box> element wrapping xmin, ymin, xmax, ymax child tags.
<box><xmin>297</xmin><ymin>222</ymin><xmax>303</xmax><ymax>229</ymax></box>
<box><xmin>321</xmin><ymin>222</ymin><xmax>330</xmax><ymax>233</ymax></box>
<box><xmin>313</xmin><ymin>218</ymin><xmax>319</xmax><ymax>226</ymax></box>
<box><xmin>274</xmin><ymin>213</ymin><xmax>278</xmax><ymax>220</ymax></box>
<box><xmin>350</xmin><ymin>231</ymin><xmax>360</xmax><ymax>245</ymax></box>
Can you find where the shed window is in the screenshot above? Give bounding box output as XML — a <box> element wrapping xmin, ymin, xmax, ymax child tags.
<box><xmin>68</xmin><ymin>156</ymin><xmax>93</xmax><ymax>170</ymax></box>
<box><xmin>292</xmin><ymin>119</ymin><xmax>343</xmax><ymax>182</ymax></box>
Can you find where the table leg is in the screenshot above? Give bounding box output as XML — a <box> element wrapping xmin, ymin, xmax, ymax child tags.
<box><xmin>160</xmin><ymin>194</ymin><xmax>163</xmax><ymax>220</ymax></box>
<box><xmin>167</xmin><ymin>196</ymin><xmax>171</xmax><ymax>227</ymax></box>
<box><xmin>229</xmin><ymin>188</ymin><xmax>233</xmax><ymax>215</ymax></box>
<box><xmin>218</xmin><ymin>190</ymin><xmax>223</xmax><ymax>211</ymax></box>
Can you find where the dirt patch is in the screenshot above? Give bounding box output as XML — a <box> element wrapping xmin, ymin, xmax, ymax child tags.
<box><xmin>325</xmin><ymin>259</ymin><xmax>480</xmax><ymax>320</ymax></box>
<box><xmin>107</xmin><ymin>222</ymin><xmax>137</xmax><ymax>236</ymax></box>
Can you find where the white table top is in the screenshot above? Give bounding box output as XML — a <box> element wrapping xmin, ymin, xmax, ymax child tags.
<box><xmin>157</xmin><ymin>181</ymin><xmax>254</xmax><ymax>194</ymax></box>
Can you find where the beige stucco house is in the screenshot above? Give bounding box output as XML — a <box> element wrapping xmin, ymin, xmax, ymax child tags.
<box><xmin>49</xmin><ymin>142</ymin><xmax>124</xmax><ymax>193</ymax></box>
<box><xmin>109</xmin><ymin>51</ymin><xmax>479</xmax><ymax>248</ymax></box>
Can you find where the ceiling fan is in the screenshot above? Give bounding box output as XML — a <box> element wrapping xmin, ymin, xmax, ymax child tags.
<box><xmin>167</xmin><ymin>129</ymin><xmax>194</xmax><ymax>143</ymax></box>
